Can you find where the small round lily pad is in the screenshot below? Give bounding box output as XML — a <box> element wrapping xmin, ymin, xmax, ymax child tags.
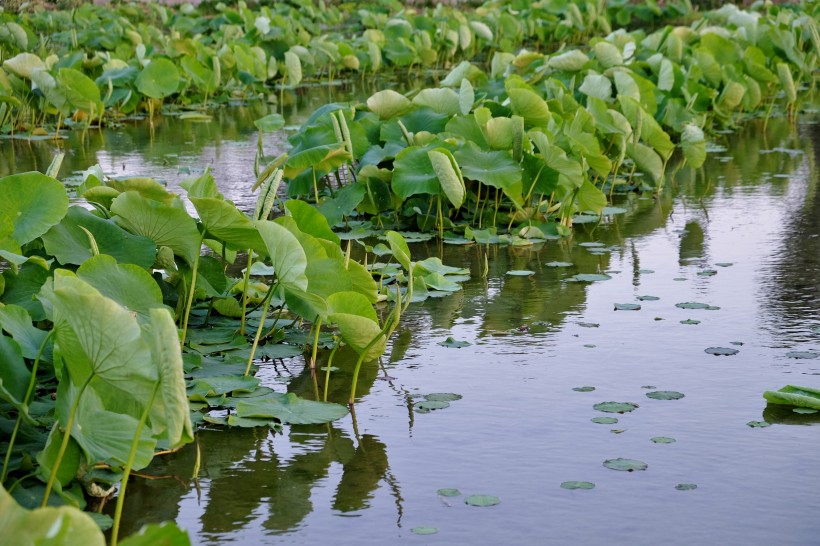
<box><xmin>675</xmin><ymin>483</ymin><xmax>698</xmax><ymax>491</ymax></box>
<box><xmin>646</xmin><ymin>391</ymin><xmax>685</xmax><ymax>400</ymax></box>
<box><xmin>411</xmin><ymin>527</ymin><xmax>438</xmax><ymax>535</ymax></box>
<box><xmin>591</xmin><ymin>417</ymin><xmax>618</xmax><ymax>424</ymax></box>
<box><xmin>603</xmin><ymin>458</ymin><xmax>647</xmax><ymax>472</ymax></box>
<box><xmin>594</xmin><ymin>401</ymin><xmax>638</xmax><ymax>413</ymax></box>
<box><xmin>546</xmin><ymin>261</ymin><xmax>574</xmax><ymax>267</ymax></box>
<box><xmin>414</xmin><ymin>400</ymin><xmax>450</xmax><ymax>413</ymax></box>
<box><xmin>579</xmin><ymin>242</ymin><xmax>605</xmax><ymax>247</ymax></box>
<box><xmin>569</xmin><ymin>273</ymin><xmax>612</xmax><ymax>282</ymax></box>
<box><xmin>614</xmin><ymin>303</ymin><xmax>641</xmax><ymax>311</ymax></box>
<box><xmin>697</xmin><ymin>270</ymin><xmax>717</xmax><ymax>277</ymax></box>
<box><xmin>674</xmin><ymin>277</ymin><xmax>687</xmax><ymax>281</ymax></box>
<box><xmin>561</xmin><ymin>481</ymin><xmax>595</xmax><ymax>490</ymax></box>
<box><xmin>715</xmin><ymin>262</ymin><xmax>733</xmax><ymax>267</ymax></box>
<box><xmin>705</xmin><ymin>347</ymin><xmax>739</xmax><ymax>356</ymax></box>
<box><xmin>680</xmin><ymin>319</ymin><xmax>700</xmax><ymax>325</ymax></box>
<box><xmin>747</xmin><ymin>420</ymin><xmax>771</xmax><ymax>428</ymax></box>
<box><xmin>437</xmin><ymin>488</ymin><xmax>461</xmax><ymax>497</ymax></box>
<box><xmin>651</xmin><ymin>437</ymin><xmax>676</xmax><ymax>444</ymax></box>
<box><xmin>584</xmin><ymin>344</ymin><xmax>596</xmax><ymax>348</ymax></box>
<box><xmin>637</xmin><ymin>295</ymin><xmax>660</xmax><ymax>301</ymax></box>
<box><xmin>425</xmin><ymin>393</ymin><xmax>463</xmax><ymax>402</ymax></box>
<box><xmin>639</xmin><ymin>269</ymin><xmax>655</xmax><ymax>274</ymax></box>
<box><xmin>785</xmin><ymin>351</ymin><xmax>818</xmax><ymax>359</ymax></box>
<box><xmin>438</xmin><ymin>337</ymin><xmax>471</xmax><ymax>348</ymax></box>
<box><xmin>676</xmin><ymin>302</ymin><xmax>719</xmax><ymax>310</ymax></box>
<box><xmin>578</xmin><ymin>322</ymin><xmax>600</xmax><ymax>328</ymax></box>
<box><xmin>793</xmin><ymin>408</ymin><xmax>818</xmax><ymax>414</ymax></box>
<box><xmin>573</xmin><ymin>386</ymin><xmax>596</xmax><ymax>392</ymax></box>
<box><xmin>507</xmin><ymin>270</ymin><xmax>535</xmax><ymax>276</ymax></box>
<box><xmin>464</xmin><ymin>495</ymin><xmax>501</xmax><ymax>507</ymax></box>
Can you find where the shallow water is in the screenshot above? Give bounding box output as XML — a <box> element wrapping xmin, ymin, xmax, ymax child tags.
<box><xmin>6</xmin><ymin>107</ymin><xmax>820</xmax><ymax>544</ymax></box>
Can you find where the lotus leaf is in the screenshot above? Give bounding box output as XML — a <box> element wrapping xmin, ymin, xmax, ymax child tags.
<box><xmin>235</xmin><ymin>392</ymin><xmax>348</xmax><ymax>424</ymax></box>
<box><xmin>651</xmin><ymin>437</ymin><xmax>676</xmax><ymax>444</ymax></box>
<box><xmin>705</xmin><ymin>347</ymin><xmax>738</xmax><ymax>356</ymax></box>
<box><xmin>464</xmin><ymin>494</ymin><xmax>501</xmax><ymax>507</ymax></box>
<box><xmin>594</xmin><ymin>402</ymin><xmax>638</xmax><ymax>413</ymax></box>
<box><xmin>561</xmin><ymin>481</ymin><xmax>595</xmax><ymax>490</ymax></box>
<box><xmin>592</xmin><ymin>417</ymin><xmax>618</xmax><ymax>424</ymax></box>
<box><xmin>327</xmin><ymin>291</ymin><xmax>385</xmax><ymax>361</ymax></box>
<box><xmin>675</xmin><ymin>483</ymin><xmax>697</xmax><ymax>491</ymax></box>
<box><xmin>603</xmin><ymin>458</ymin><xmax>647</xmax><ymax>471</ymax></box>
<box><xmin>411</xmin><ymin>527</ymin><xmax>438</xmax><ymax>535</ymax></box>
<box><xmin>0</xmin><ymin>484</ymin><xmax>105</xmax><ymax>546</ymax></box>
<box><xmin>136</xmin><ymin>58</ymin><xmax>180</xmax><ymax>99</ymax></box>
<box><xmin>763</xmin><ymin>385</ymin><xmax>820</xmax><ymax>410</ymax></box>
<box><xmin>118</xmin><ymin>522</ymin><xmax>191</xmax><ymax>546</ymax></box>
<box><xmin>646</xmin><ymin>391</ymin><xmax>685</xmax><ymax>400</ymax></box>
<box><xmin>0</xmin><ymin>172</ymin><xmax>68</xmax><ymax>247</ymax></box>
<box><xmin>437</xmin><ymin>488</ymin><xmax>461</xmax><ymax>497</ymax></box>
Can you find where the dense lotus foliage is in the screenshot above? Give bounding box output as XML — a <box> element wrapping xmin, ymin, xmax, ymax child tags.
<box><xmin>0</xmin><ymin>0</ymin><xmax>818</xmax><ymax>544</ymax></box>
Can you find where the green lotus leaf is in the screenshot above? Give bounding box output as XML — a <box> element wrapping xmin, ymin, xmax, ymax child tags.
<box><xmin>327</xmin><ymin>291</ymin><xmax>385</xmax><ymax>361</ymax></box>
<box><xmin>284</xmin><ymin>50</ymin><xmax>302</xmax><ymax>87</ymax></box>
<box><xmin>190</xmin><ymin>197</ymin><xmax>267</xmax><ymax>255</ymax></box>
<box><xmin>57</xmin><ymin>67</ymin><xmax>103</xmax><ymax>116</ymax></box>
<box><xmin>235</xmin><ymin>392</ymin><xmax>348</xmax><ymax>424</ymax></box>
<box><xmin>594</xmin><ymin>401</ymin><xmax>638</xmax><ymax>413</ymax></box>
<box><xmin>285</xmin><ymin>199</ymin><xmax>340</xmax><ymax>245</ymax></box>
<box><xmin>118</xmin><ymin>522</ymin><xmax>191</xmax><ymax>546</ymax></box>
<box><xmin>412</xmin><ymin>88</ymin><xmax>460</xmax><ymax>115</ymax></box>
<box><xmin>428</xmin><ymin>148</ymin><xmax>465</xmax><ymax>209</ymax></box>
<box><xmin>763</xmin><ymin>385</ymin><xmax>820</xmax><ymax>410</ymax></box>
<box><xmin>464</xmin><ymin>494</ymin><xmax>501</xmax><ymax>507</ymax></box>
<box><xmin>392</xmin><ymin>145</ymin><xmax>439</xmax><ymax>199</ymax></box>
<box><xmin>367</xmin><ymin>89</ymin><xmax>413</xmax><ymax>119</ymax></box>
<box><xmin>579</xmin><ymin>73</ymin><xmax>612</xmax><ymax>101</ymax></box>
<box><xmin>254</xmin><ymin>113</ymin><xmax>285</xmax><ymax>133</ymax></box>
<box><xmin>0</xmin><ymin>484</ymin><xmax>105</xmax><ymax>546</ymax></box>
<box><xmin>0</xmin><ymin>334</ymin><xmax>31</xmax><ymax>420</ymax></box>
<box><xmin>0</xmin><ymin>304</ymin><xmax>49</xmax><ymax>361</ymax></box>
<box><xmin>0</xmin><ymin>171</ymin><xmax>69</xmax><ymax>247</ymax></box>
<box><xmin>386</xmin><ymin>231</ymin><xmax>412</xmax><ymax>271</ymax></box>
<box><xmin>508</xmin><ymin>87</ymin><xmax>551</xmax><ymax>128</ymax></box>
<box><xmin>454</xmin><ymin>141</ymin><xmax>522</xmax><ymax>205</ymax></box>
<box><xmin>42</xmin><ymin>206</ymin><xmax>156</xmax><ymax>268</ymax></box>
<box><xmin>593</xmin><ymin>41</ymin><xmax>622</xmax><ymax>68</ymax></box>
<box><xmin>110</xmin><ymin>191</ymin><xmax>201</xmax><ymax>266</ymax></box>
<box><xmin>2</xmin><ymin>53</ymin><xmax>45</xmax><ymax>79</ymax></box>
<box><xmin>136</xmin><ymin>58</ymin><xmax>180</xmax><ymax>99</ymax></box>
<box><xmin>547</xmin><ymin>50</ymin><xmax>589</xmax><ymax>71</ymax></box>
<box><xmin>76</xmin><ymin>254</ymin><xmax>165</xmax><ymax>324</ymax></box>
<box><xmin>254</xmin><ymin>220</ymin><xmax>309</xmax><ymax>291</ymax></box>
<box><xmin>459</xmin><ymin>78</ymin><xmax>475</xmax><ymax>115</ymax></box>
<box><xmin>603</xmin><ymin>458</ymin><xmax>647</xmax><ymax>471</ymax></box>
<box><xmin>705</xmin><ymin>347</ymin><xmax>738</xmax><ymax>356</ymax></box>
<box><xmin>561</xmin><ymin>481</ymin><xmax>595</xmax><ymax>490</ymax></box>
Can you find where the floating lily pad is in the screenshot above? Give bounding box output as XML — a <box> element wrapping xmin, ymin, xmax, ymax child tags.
<box><xmin>676</xmin><ymin>302</ymin><xmax>720</xmax><ymax>310</ymax></box>
<box><xmin>614</xmin><ymin>303</ymin><xmax>641</xmax><ymax>311</ymax></box>
<box><xmin>675</xmin><ymin>483</ymin><xmax>698</xmax><ymax>491</ymax></box>
<box><xmin>730</xmin><ymin>341</ymin><xmax>744</xmax><ymax>346</ymax></box>
<box><xmin>680</xmin><ymin>319</ymin><xmax>701</xmax><ymax>325</ymax></box>
<box><xmin>641</xmin><ymin>385</ymin><xmax>657</xmax><ymax>389</ymax></box>
<box><xmin>437</xmin><ymin>488</ymin><xmax>461</xmax><ymax>497</ymax></box>
<box><xmin>584</xmin><ymin>344</ymin><xmax>596</xmax><ymax>348</ymax></box>
<box><xmin>637</xmin><ymin>295</ymin><xmax>660</xmax><ymax>301</ymax></box>
<box><xmin>591</xmin><ymin>417</ymin><xmax>618</xmax><ymax>424</ymax></box>
<box><xmin>646</xmin><ymin>391</ymin><xmax>685</xmax><ymax>400</ymax></box>
<box><xmin>793</xmin><ymin>408</ymin><xmax>818</xmax><ymax>414</ymax></box>
<box><xmin>464</xmin><ymin>495</ymin><xmax>501</xmax><ymax>507</ymax></box>
<box><xmin>579</xmin><ymin>322</ymin><xmax>600</xmax><ymax>328</ymax></box>
<box><xmin>507</xmin><ymin>270</ymin><xmax>535</xmax><ymax>276</ymax></box>
<box><xmin>438</xmin><ymin>337</ymin><xmax>471</xmax><ymax>348</ymax></box>
<box><xmin>414</xmin><ymin>400</ymin><xmax>450</xmax><ymax>413</ymax></box>
<box><xmin>610</xmin><ymin>429</ymin><xmax>626</xmax><ymax>434</ymax></box>
<box><xmin>651</xmin><ymin>437</ymin><xmax>676</xmax><ymax>444</ymax></box>
<box><xmin>715</xmin><ymin>263</ymin><xmax>733</xmax><ymax>267</ymax></box>
<box><xmin>785</xmin><ymin>351</ymin><xmax>818</xmax><ymax>359</ymax></box>
<box><xmin>573</xmin><ymin>386</ymin><xmax>596</xmax><ymax>392</ymax></box>
<box><xmin>545</xmin><ymin>261</ymin><xmax>574</xmax><ymax>267</ymax></box>
<box><xmin>579</xmin><ymin>242</ymin><xmax>605</xmax><ymax>248</ymax></box>
<box><xmin>594</xmin><ymin>401</ymin><xmax>638</xmax><ymax>413</ymax></box>
<box><xmin>568</xmin><ymin>273</ymin><xmax>612</xmax><ymax>282</ymax></box>
<box><xmin>746</xmin><ymin>420</ymin><xmax>771</xmax><ymax>428</ymax></box>
<box><xmin>705</xmin><ymin>347</ymin><xmax>739</xmax><ymax>356</ymax></box>
<box><xmin>602</xmin><ymin>206</ymin><xmax>627</xmax><ymax>215</ymax></box>
<box><xmin>603</xmin><ymin>458</ymin><xmax>647</xmax><ymax>471</ymax></box>
<box><xmin>561</xmin><ymin>481</ymin><xmax>595</xmax><ymax>490</ymax></box>
<box><xmin>697</xmin><ymin>270</ymin><xmax>717</xmax><ymax>277</ymax></box>
<box><xmin>411</xmin><ymin>527</ymin><xmax>438</xmax><ymax>535</ymax></box>
<box><xmin>638</xmin><ymin>269</ymin><xmax>654</xmax><ymax>274</ymax></box>
<box><xmin>674</xmin><ymin>277</ymin><xmax>687</xmax><ymax>281</ymax></box>
<box><xmin>425</xmin><ymin>393</ymin><xmax>462</xmax><ymax>402</ymax></box>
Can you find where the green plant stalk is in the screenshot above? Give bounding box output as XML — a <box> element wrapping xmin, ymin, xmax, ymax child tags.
<box><xmin>312</xmin><ymin>168</ymin><xmax>320</xmax><ymax>204</ymax></box>
<box><xmin>244</xmin><ymin>281</ymin><xmax>277</xmax><ymax>377</ymax></box>
<box><xmin>1</xmin><ymin>331</ymin><xmax>54</xmax><ymax>483</ymax></box>
<box><xmin>349</xmin><ymin>286</ymin><xmax>402</xmax><ymax>405</ymax></box>
<box><xmin>239</xmin><ymin>248</ymin><xmax>254</xmax><ymax>336</ymax></box>
<box><xmin>42</xmin><ymin>375</ymin><xmax>93</xmax><ymax>507</ymax></box>
<box><xmin>309</xmin><ymin>317</ymin><xmax>323</xmax><ymax>370</ymax></box>
<box><xmin>323</xmin><ymin>338</ymin><xmax>340</xmax><ymax>402</ymax></box>
<box><xmin>436</xmin><ymin>195</ymin><xmax>444</xmax><ymax>241</ymax></box>
<box><xmin>110</xmin><ymin>382</ymin><xmax>159</xmax><ymax>546</ymax></box>
<box><xmin>180</xmin><ymin>232</ymin><xmax>206</xmax><ymax>350</ymax></box>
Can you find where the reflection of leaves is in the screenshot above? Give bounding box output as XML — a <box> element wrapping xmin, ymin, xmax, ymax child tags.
<box><xmin>333</xmin><ymin>435</ymin><xmax>389</xmax><ymax>512</ymax></box>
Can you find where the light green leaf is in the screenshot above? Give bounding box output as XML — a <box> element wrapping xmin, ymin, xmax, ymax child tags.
<box><xmin>681</xmin><ymin>124</ymin><xmax>706</xmax><ymax>168</ymax></box>
<box><xmin>111</xmin><ymin>192</ymin><xmax>201</xmax><ymax>266</ymax></box>
<box><xmin>284</xmin><ymin>50</ymin><xmax>302</xmax><ymax>87</ymax></box>
<box><xmin>235</xmin><ymin>392</ymin><xmax>348</xmax><ymax>424</ymax></box>
<box><xmin>327</xmin><ymin>291</ymin><xmax>385</xmax><ymax>360</ymax></box>
<box><xmin>0</xmin><ymin>171</ymin><xmax>69</xmax><ymax>246</ymax></box>
<box><xmin>136</xmin><ymin>58</ymin><xmax>179</xmax><ymax>99</ymax></box>
<box><xmin>428</xmin><ymin>148</ymin><xmax>465</xmax><ymax>209</ymax></box>
<box><xmin>508</xmin><ymin>87</ymin><xmax>551</xmax><ymax>128</ymax></box>
<box><xmin>579</xmin><ymin>73</ymin><xmax>612</xmax><ymax>101</ymax></box>
<box><xmin>459</xmin><ymin>78</ymin><xmax>475</xmax><ymax>115</ymax></box>
<box><xmin>189</xmin><ymin>197</ymin><xmax>267</xmax><ymax>255</ymax></box>
<box><xmin>118</xmin><ymin>522</ymin><xmax>191</xmax><ymax>546</ymax></box>
<box><xmin>412</xmin><ymin>88</ymin><xmax>460</xmax><ymax>116</ymax></box>
<box><xmin>254</xmin><ymin>220</ymin><xmax>309</xmax><ymax>291</ymax></box>
<box><xmin>2</xmin><ymin>53</ymin><xmax>45</xmax><ymax>79</ymax></box>
<box><xmin>547</xmin><ymin>50</ymin><xmax>589</xmax><ymax>72</ymax></box>
<box><xmin>367</xmin><ymin>89</ymin><xmax>413</xmax><ymax>119</ymax></box>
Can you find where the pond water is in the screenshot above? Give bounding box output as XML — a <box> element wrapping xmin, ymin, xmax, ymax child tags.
<box><xmin>4</xmin><ymin>98</ymin><xmax>819</xmax><ymax>544</ymax></box>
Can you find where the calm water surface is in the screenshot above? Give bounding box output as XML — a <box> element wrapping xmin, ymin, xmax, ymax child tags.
<box><xmin>4</xmin><ymin>100</ymin><xmax>819</xmax><ymax>544</ymax></box>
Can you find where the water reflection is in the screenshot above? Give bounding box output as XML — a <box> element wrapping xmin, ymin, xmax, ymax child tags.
<box><xmin>15</xmin><ymin>109</ymin><xmax>818</xmax><ymax>543</ymax></box>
